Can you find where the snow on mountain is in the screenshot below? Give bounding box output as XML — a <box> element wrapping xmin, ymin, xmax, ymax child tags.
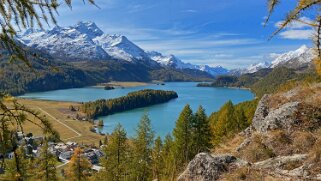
<box><xmin>94</xmin><ymin>34</ymin><xmax>148</xmax><ymax>62</ymax></box>
<box><xmin>147</xmin><ymin>51</ymin><xmax>229</xmax><ymax>76</ymax></box>
<box><xmin>199</xmin><ymin>65</ymin><xmax>230</xmax><ymax>76</ymax></box>
<box><xmin>270</xmin><ymin>45</ymin><xmax>315</xmax><ymax>68</ymax></box>
<box><xmin>232</xmin><ymin>45</ymin><xmax>315</xmax><ymax>75</ymax></box>
<box><xmin>17</xmin><ymin>22</ymin><xmax>109</xmax><ymax>61</ymax></box>
<box><xmin>247</xmin><ymin>61</ymin><xmax>271</xmax><ymax>73</ymax></box>
<box><xmin>17</xmin><ymin>21</ymin><xmax>228</xmax><ymax>76</ymax></box>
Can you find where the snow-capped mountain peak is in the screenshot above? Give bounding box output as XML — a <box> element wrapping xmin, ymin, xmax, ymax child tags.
<box><xmin>16</xmin><ymin>21</ymin><xmax>229</xmax><ymax>76</ymax></box>
<box><xmin>147</xmin><ymin>51</ymin><xmax>229</xmax><ymax>76</ymax></box>
<box><xmin>231</xmin><ymin>45</ymin><xmax>315</xmax><ymax>75</ymax></box>
<box><xmin>247</xmin><ymin>61</ymin><xmax>271</xmax><ymax>73</ymax></box>
<box><xmin>271</xmin><ymin>45</ymin><xmax>312</xmax><ymax>68</ymax></box>
<box><xmin>73</xmin><ymin>21</ymin><xmax>104</xmax><ymax>38</ymax></box>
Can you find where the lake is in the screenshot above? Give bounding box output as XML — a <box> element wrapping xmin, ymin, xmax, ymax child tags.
<box><xmin>20</xmin><ymin>82</ymin><xmax>254</xmax><ymax>137</ymax></box>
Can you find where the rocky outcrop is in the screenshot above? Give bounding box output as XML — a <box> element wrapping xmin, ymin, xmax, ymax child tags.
<box><xmin>251</xmin><ymin>94</ymin><xmax>270</xmax><ymax>131</ymax></box>
<box><xmin>252</xmin><ymin>94</ymin><xmax>300</xmax><ymax>133</ymax></box>
<box><xmin>177</xmin><ymin>153</ymin><xmax>248</xmax><ymax>181</ymax></box>
<box><xmin>253</xmin><ymin>154</ymin><xmax>307</xmax><ymax>170</ymax></box>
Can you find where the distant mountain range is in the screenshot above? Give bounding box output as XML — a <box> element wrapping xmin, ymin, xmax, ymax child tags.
<box><xmin>17</xmin><ymin>21</ymin><xmax>228</xmax><ymax>77</ymax></box>
<box><xmin>231</xmin><ymin>45</ymin><xmax>315</xmax><ymax>75</ymax></box>
<box><xmin>17</xmin><ymin>22</ymin><xmax>315</xmax><ymax>78</ymax></box>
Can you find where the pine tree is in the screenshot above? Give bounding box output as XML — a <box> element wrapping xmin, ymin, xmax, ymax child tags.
<box><xmin>191</xmin><ymin>106</ymin><xmax>213</xmax><ymax>155</ymax></box>
<box><xmin>33</xmin><ymin>142</ymin><xmax>57</xmax><ymax>181</ymax></box>
<box><xmin>99</xmin><ymin>124</ymin><xmax>128</xmax><ymax>181</ymax></box>
<box><xmin>65</xmin><ymin>147</ymin><xmax>92</xmax><ymax>181</ymax></box>
<box><xmin>152</xmin><ymin>136</ymin><xmax>163</xmax><ymax>180</ymax></box>
<box><xmin>173</xmin><ymin>104</ymin><xmax>194</xmax><ymax>167</ymax></box>
<box><xmin>130</xmin><ymin>114</ymin><xmax>154</xmax><ymax>181</ymax></box>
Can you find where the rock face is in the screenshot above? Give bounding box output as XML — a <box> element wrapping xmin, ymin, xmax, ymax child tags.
<box><xmin>252</xmin><ymin>95</ymin><xmax>300</xmax><ymax>133</ymax></box>
<box><xmin>177</xmin><ymin>153</ymin><xmax>248</xmax><ymax>181</ymax></box>
<box><xmin>251</xmin><ymin>94</ymin><xmax>270</xmax><ymax>131</ymax></box>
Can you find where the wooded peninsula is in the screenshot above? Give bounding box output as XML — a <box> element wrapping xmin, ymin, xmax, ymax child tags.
<box><xmin>81</xmin><ymin>89</ymin><xmax>178</xmax><ymax>118</ymax></box>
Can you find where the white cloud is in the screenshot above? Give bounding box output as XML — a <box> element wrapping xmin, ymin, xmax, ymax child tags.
<box><xmin>275</xmin><ymin>16</ymin><xmax>315</xmax><ymax>40</ymax></box>
<box><xmin>279</xmin><ymin>29</ymin><xmax>314</xmax><ymax>40</ymax></box>
<box><xmin>275</xmin><ymin>17</ymin><xmax>314</xmax><ymax>29</ymax></box>
<box><xmin>181</xmin><ymin>9</ymin><xmax>198</xmax><ymax>13</ymax></box>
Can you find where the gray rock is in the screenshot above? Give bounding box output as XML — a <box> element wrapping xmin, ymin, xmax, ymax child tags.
<box><xmin>252</xmin><ymin>94</ymin><xmax>300</xmax><ymax>133</ymax></box>
<box><xmin>253</xmin><ymin>154</ymin><xmax>307</xmax><ymax>170</ymax></box>
<box><xmin>177</xmin><ymin>153</ymin><xmax>248</xmax><ymax>181</ymax></box>
<box><xmin>252</xmin><ymin>95</ymin><xmax>270</xmax><ymax>131</ymax></box>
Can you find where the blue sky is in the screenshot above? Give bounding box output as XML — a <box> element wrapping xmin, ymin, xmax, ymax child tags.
<box><xmin>54</xmin><ymin>0</ymin><xmax>314</xmax><ymax>69</ymax></box>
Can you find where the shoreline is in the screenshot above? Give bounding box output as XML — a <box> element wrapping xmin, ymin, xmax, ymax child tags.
<box><xmin>93</xmin><ymin>81</ymin><xmax>151</xmax><ymax>88</ymax></box>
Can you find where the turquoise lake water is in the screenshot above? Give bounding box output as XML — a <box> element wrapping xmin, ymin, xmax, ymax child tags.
<box><xmin>20</xmin><ymin>82</ymin><xmax>254</xmax><ymax>137</ymax></box>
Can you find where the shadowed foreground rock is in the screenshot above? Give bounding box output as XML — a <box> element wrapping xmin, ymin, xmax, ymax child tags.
<box><xmin>177</xmin><ymin>153</ymin><xmax>248</xmax><ymax>181</ymax></box>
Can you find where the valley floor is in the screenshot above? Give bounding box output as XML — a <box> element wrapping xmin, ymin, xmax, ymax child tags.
<box><xmin>16</xmin><ymin>99</ymin><xmax>104</xmax><ymax>145</ymax></box>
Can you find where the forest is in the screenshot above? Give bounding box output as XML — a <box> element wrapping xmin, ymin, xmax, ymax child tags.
<box><xmin>81</xmin><ymin>89</ymin><xmax>178</xmax><ymax>118</ymax></box>
<box><xmin>197</xmin><ymin>67</ymin><xmax>320</xmax><ymax>97</ymax></box>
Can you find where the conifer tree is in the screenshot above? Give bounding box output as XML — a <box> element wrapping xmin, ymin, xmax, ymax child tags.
<box><xmin>152</xmin><ymin>136</ymin><xmax>163</xmax><ymax>180</ymax></box>
<box><xmin>211</xmin><ymin>101</ymin><xmax>235</xmax><ymax>145</ymax></box>
<box><xmin>65</xmin><ymin>147</ymin><xmax>92</xmax><ymax>181</ymax></box>
<box><xmin>173</xmin><ymin>104</ymin><xmax>194</xmax><ymax>167</ymax></box>
<box><xmin>4</xmin><ymin>146</ymin><xmax>31</xmax><ymax>181</ymax></box>
<box><xmin>234</xmin><ymin>107</ymin><xmax>249</xmax><ymax>131</ymax></box>
<box><xmin>99</xmin><ymin>124</ymin><xmax>128</xmax><ymax>181</ymax></box>
<box><xmin>34</xmin><ymin>142</ymin><xmax>57</xmax><ymax>181</ymax></box>
<box><xmin>191</xmin><ymin>106</ymin><xmax>213</xmax><ymax>155</ymax></box>
<box><xmin>130</xmin><ymin>114</ymin><xmax>154</xmax><ymax>181</ymax></box>
<box><xmin>161</xmin><ymin>134</ymin><xmax>176</xmax><ymax>181</ymax></box>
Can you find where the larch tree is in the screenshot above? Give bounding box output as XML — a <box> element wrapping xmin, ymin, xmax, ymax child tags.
<box><xmin>99</xmin><ymin>124</ymin><xmax>128</xmax><ymax>181</ymax></box>
<box><xmin>33</xmin><ymin>141</ymin><xmax>57</xmax><ymax>181</ymax></box>
<box><xmin>173</xmin><ymin>104</ymin><xmax>194</xmax><ymax>167</ymax></box>
<box><xmin>264</xmin><ymin>0</ymin><xmax>321</xmax><ymax>74</ymax></box>
<box><xmin>211</xmin><ymin>101</ymin><xmax>236</xmax><ymax>146</ymax></box>
<box><xmin>152</xmin><ymin>136</ymin><xmax>163</xmax><ymax>180</ymax></box>
<box><xmin>65</xmin><ymin>147</ymin><xmax>92</xmax><ymax>181</ymax></box>
<box><xmin>4</xmin><ymin>146</ymin><xmax>31</xmax><ymax>181</ymax></box>
<box><xmin>130</xmin><ymin>114</ymin><xmax>154</xmax><ymax>181</ymax></box>
<box><xmin>161</xmin><ymin>134</ymin><xmax>176</xmax><ymax>181</ymax></box>
<box><xmin>191</xmin><ymin>106</ymin><xmax>213</xmax><ymax>155</ymax></box>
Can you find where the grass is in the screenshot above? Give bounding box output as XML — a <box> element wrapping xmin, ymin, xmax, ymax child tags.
<box><xmin>16</xmin><ymin>99</ymin><xmax>104</xmax><ymax>146</ymax></box>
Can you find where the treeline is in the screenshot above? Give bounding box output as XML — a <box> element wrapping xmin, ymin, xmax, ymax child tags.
<box><xmin>81</xmin><ymin>89</ymin><xmax>178</xmax><ymax>118</ymax></box>
<box><xmin>197</xmin><ymin>67</ymin><xmax>316</xmax><ymax>97</ymax></box>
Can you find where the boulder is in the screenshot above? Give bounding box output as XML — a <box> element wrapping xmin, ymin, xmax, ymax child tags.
<box><xmin>252</xmin><ymin>94</ymin><xmax>300</xmax><ymax>133</ymax></box>
<box><xmin>177</xmin><ymin>153</ymin><xmax>248</xmax><ymax>181</ymax></box>
<box><xmin>251</xmin><ymin>94</ymin><xmax>270</xmax><ymax>131</ymax></box>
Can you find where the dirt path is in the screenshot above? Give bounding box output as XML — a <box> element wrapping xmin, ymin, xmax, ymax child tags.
<box><xmin>38</xmin><ymin>107</ymin><xmax>82</xmax><ymax>140</ymax></box>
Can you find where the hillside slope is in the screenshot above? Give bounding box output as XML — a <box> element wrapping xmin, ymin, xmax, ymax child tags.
<box><xmin>179</xmin><ymin>82</ymin><xmax>321</xmax><ymax>181</ymax></box>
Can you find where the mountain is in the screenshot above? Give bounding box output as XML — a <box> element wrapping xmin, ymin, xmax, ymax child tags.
<box><xmin>147</xmin><ymin>51</ymin><xmax>229</xmax><ymax>76</ymax></box>
<box><xmin>232</xmin><ymin>45</ymin><xmax>315</xmax><ymax>75</ymax></box>
<box><xmin>17</xmin><ymin>21</ymin><xmax>228</xmax><ymax>76</ymax></box>
<box><xmin>270</xmin><ymin>45</ymin><xmax>315</xmax><ymax>69</ymax></box>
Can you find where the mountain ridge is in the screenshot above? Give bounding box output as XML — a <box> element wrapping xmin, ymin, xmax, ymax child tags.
<box><xmin>17</xmin><ymin>21</ymin><xmax>228</xmax><ymax>76</ymax></box>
